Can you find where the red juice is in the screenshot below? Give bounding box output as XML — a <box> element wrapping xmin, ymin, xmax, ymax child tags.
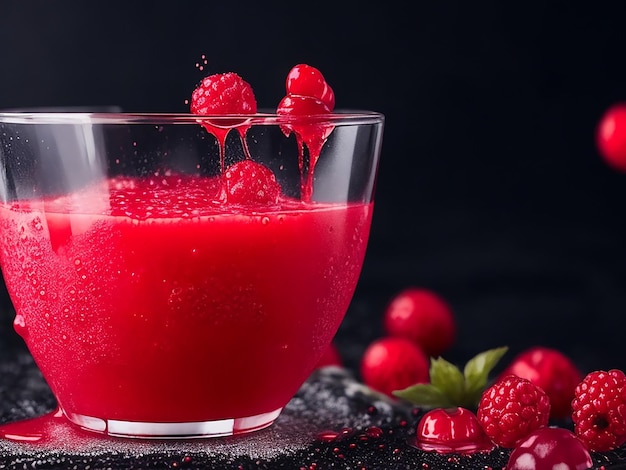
<box><xmin>0</xmin><ymin>175</ymin><xmax>373</xmax><ymax>432</ymax></box>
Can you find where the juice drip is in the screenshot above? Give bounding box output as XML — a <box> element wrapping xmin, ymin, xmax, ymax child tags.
<box><xmin>203</xmin><ymin>120</ymin><xmax>331</xmax><ymax>204</ymax></box>
<box><xmin>238</xmin><ymin>128</ymin><xmax>253</xmax><ymax>161</ymax></box>
<box><xmin>199</xmin><ymin>123</ymin><xmax>254</xmax><ymax>201</ymax></box>
<box><xmin>296</xmin><ymin>135</ymin><xmax>316</xmax><ymax>204</ymax></box>
<box><xmin>0</xmin><ymin>408</ymin><xmax>68</xmax><ymax>444</ymax></box>
<box><xmin>293</xmin><ymin>125</ymin><xmax>331</xmax><ymax>203</ymax></box>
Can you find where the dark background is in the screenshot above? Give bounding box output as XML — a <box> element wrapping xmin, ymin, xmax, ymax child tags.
<box><xmin>1</xmin><ymin>1</ymin><xmax>626</xmax><ymax>375</ymax></box>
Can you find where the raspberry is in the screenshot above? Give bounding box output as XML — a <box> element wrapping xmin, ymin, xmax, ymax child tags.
<box><xmin>285</xmin><ymin>64</ymin><xmax>335</xmax><ymax>111</ymax></box>
<box><xmin>383</xmin><ymin>288</ymin><xmax>456</xmax><ymax>358</ymax></box>
<box><xmin>190</xmin><ymin>72</ymin><xmax>258</xmax><ymax>171</ymax></box>
<box><xmin>223</xmin><ymin>159</ymin><xmax>281</xmax><ymax>205</ymax></box>
<box><xmin>507</xmin><ymin>427</ymin><xmax>593</xmax><ymax>470</ymax></box>
<box><xmin>499</xmin><ymin>346</ymin><xmax>582</xmax><ymax>420</ymax></box>
<box><xmin>597</xmin><ymin>103</ymin><xmax>626</xmax><ymax>172</ymax></box>
<box><xmin>415</xmin><ymin>407</ymin><xmax>495</xmax><ymax>454</ymax></box>
<box><xmin>190</xmin><ymin>72</ymin><xmax>257</xmax><ymax>115</ymax></box>
<box><xmin>477</xmin><ymin>375</ymin><xmax>551</xmax><ymax>448</ymax></box>
<box><xmin>360</xmin><ymin>337</ymin><xmax>429</xmax><ymax>398</ymax></box>
<box><xmin>571</xmin><ymin>369</ymin><xmax>626</xmax><ymax>451</ymax></box>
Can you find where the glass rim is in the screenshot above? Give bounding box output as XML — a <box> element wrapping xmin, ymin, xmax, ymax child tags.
<box><xmin>0</xmin><ymin>110</ymin><xmax>384</xmax><ymax>126</ymax></box>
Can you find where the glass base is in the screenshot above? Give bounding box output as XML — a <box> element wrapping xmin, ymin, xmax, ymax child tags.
<box><xmin>63</xmin><ymin>407</ymin><xmax>283</xmax><ymax>439</ymax></box>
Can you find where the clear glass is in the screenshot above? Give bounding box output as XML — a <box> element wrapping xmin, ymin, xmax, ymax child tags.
<box><xmin>0</xmin><ymin>111</ymin><xmax>384</xmax><ymax>439</ymax></box>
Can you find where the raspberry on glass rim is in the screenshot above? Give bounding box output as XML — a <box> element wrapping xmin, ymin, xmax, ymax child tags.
<box><xmin>190</xmin><ymin>71</ymin><xmax>258</xmax><ymax>172</ymax></box>
<box><xmin>190</xmin><ymin>72</ymin><xmax>257</xmax><ymax>116</ymax></box>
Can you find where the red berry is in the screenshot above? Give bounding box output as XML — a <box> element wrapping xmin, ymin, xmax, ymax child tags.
<box><xmin>383</xmin><ymin>288</ymin><xmax>455</xmax><ymax>358</ymax></box>
<box><xmin>360</xmin><ymin>337</ymin><xmax>429</xmax><ymax>398</ymax></box>
<box><xmin>597</xmin><ymin>103</ymin><xmax>626</xmax><ymax>172</ymax></box>
<box><xmin>315</xmin><ymin>342</ymin><xmax>342</xmax><ymax>369</ymax></box>
<box><xmin>507</xmin><ymin>427</ymin><xmax>593</xmax><ymax>470</ymax></box>
<box><xmin>571</xmin><ymin>369</ymin><xmax>626</xmax><ymax>451</ymax></box>
<box><xmin>499</xmin><ymin>346</ymin><xmax>582</xmax><ymax>420</ymax></box>
<box><xmin>285</xmin><ymin>64</ymin><xmax>335</xmax><ymax>111</ymax></box>
<box><xmin>223</xmin><ymin>159</ymin><xmax>281</xmax><ymax>205</ymax></box>
<box><xmin>190</xmin><ymin>72</ymin><xmax>257</xmax><ymax>115</ymax></box>
<box><xmin>477</xmin><ymin>375</ymin><xmax>551</xmax><ymax>448</ymax></box>
<box><xmin>277</xmin><ymin>94</ymin><xmax>331</xmax><ymax>117</ymax></box>
<box><xmin>415</xmin><ymin>407</ymin><xmax>495</xmax><ymax>454</ymax></box>
<box><xmin>276</xmin><ymin>94</ymin><xmax>334</xmax><ymax>156</ymax></box>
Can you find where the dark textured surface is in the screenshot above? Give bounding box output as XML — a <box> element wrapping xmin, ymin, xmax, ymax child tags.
<box><xmin>1</xmin><ymin>334</ymin><xmax>626</xmax><ymax>470</ymax></box>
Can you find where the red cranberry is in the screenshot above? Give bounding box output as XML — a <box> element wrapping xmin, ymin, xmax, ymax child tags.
<box><xmin>383</xmin><ymin>288</ymin><xmax>456</xmax><ymax>358</ymax></box>
<box><xmin>507</xmin><ymin>427</ymin><xmax>593</xmax><ymax>470</ymax></box>
<box><xmin>597</xmin><ymin>103</ymin><xmax>626</xmax><ymax>172</ymax></box>
<box><xmin>360</xmin><ymin>337</ymin><xmax>429</xmax><ymax>398</ymax></box>
<box><xmin>499</xmin><ymin>346</ymin><xmax>582</xmax><ymax>420</ymax></box>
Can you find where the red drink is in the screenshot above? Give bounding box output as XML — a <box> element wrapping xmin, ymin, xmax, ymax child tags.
<box><xmin>0</xmin><ymin>175</ymin><xmax>373</xmax><ymax>436</ymax></box>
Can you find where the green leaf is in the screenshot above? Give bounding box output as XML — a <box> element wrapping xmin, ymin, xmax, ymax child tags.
<box><xmin>392</xmin><ymin>383</ymin><xmax>455</xmax><ymax>409</ymax></box>
<box><xmin>463</xmin><ymin>346</ymin><xmax>508</xmax><ymax>404</ymax></box>
<box><xmin>429</xmin><ymin>356</ymin><xmax>465</xmax><ymax>405</ymax></box>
